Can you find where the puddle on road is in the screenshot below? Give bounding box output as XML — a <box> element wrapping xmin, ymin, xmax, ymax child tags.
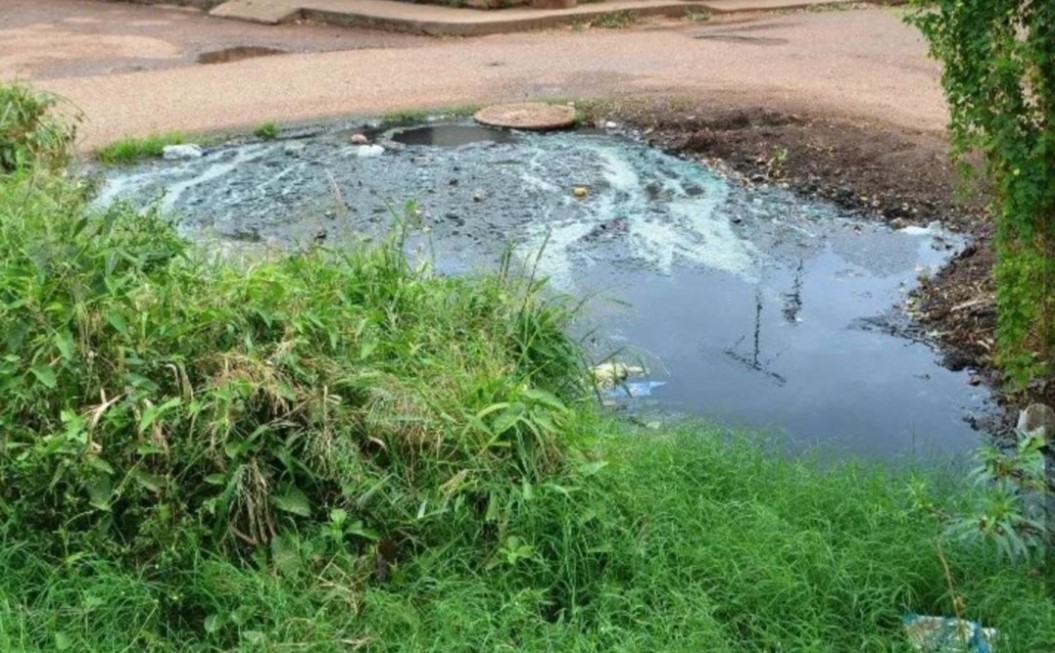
<box><xmin>96</xmin><ymin>124</ymin><xmax>991</xmax><ymax>459</ymax></box>
<box><xmin>196</xmin><ymin>46</ymin><xmax>287</xmax><ymax>65</ymax></box>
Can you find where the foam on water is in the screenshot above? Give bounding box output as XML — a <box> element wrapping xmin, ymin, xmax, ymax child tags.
<box><xmin>93</xmin><ymin>125</ymin><xmax>994</xmax><ymax>458</ymax></box>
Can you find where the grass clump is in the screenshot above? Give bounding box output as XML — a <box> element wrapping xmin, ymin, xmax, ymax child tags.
<box><xmin>254</xmin><ymin>122</ymin><xmax>279</xmax><ymax>140</ymax></box>
<box><xmin>96</xmin><ymin>131</ymin><xmax>186</xmax><ymax>164</ymax></box>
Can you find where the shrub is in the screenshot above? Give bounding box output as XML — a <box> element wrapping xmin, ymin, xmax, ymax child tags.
<box><xmin>0</xmin><ymin>171</ymin><xmax>587</xmax><ymax>568</ymax></box>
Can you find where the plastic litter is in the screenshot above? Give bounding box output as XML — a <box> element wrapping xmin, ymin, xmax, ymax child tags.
<box><xmin>902</xmin><ymin>614</ymin><xmax>997</xmax><ymax>653</ymax></box>
<box><xmin>162</xmin><ymin>144</ymin><xmax>203</xmax><ymax>160</ymax></box>
<box><xmin>610</xmin><ymin>381</ymin><xmax>667</xmax><ymax>398</ymax></box>
<box><xmin>590</xmin><ymin>363</ymin><xmax>647</xmax><ymax>388</ymax></box>
<box><xmin>355</xmin><ymin>144</ymin><xmax>385</xmax><ymax>158</ymax></box>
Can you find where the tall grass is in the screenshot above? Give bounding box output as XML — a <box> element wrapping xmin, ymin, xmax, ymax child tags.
<box><xmin>3</xmin><ymin>431</ymin><xmax>1053</xmax><ymax>651</ymax></box>
<box><xmin>96</xmin><ymin>132</ymin><xmax>187</xmax><ymax>164</ymax></box>
<box><xmin>1</xmin><ymin>83</ymin><xmax>1053</xmax><ymax>651</ymax></box>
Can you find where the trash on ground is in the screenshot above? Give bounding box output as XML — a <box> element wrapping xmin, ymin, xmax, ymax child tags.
<box><xmin>355</xmin><ymin>144</ymin><xmax>385</xmax><ymax>158</ymax></box>
<box><xmin>162</xmin><ymin>144</ymin><xmax>203</xmax><ymax>160</ymax></box>
<box><xmin>609</xmin><ymin>381</ymin><xmax>667</xmax><ymax>398</ymax></box>
<box><xmin>902</xmin><ymin>614</ymin><xmax>997</xmax><ymax>653</ymax></box>
<box><xmin>591</xmin><ymin>362</ymin><xmax>647</xmax><ymax>388</ymax></box>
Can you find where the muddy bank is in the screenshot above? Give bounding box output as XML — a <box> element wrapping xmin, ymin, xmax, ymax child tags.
<box><xmin>607</xmin><ymin>98</ymin><xmax>1049</xmax><ymax>426</ymax></box>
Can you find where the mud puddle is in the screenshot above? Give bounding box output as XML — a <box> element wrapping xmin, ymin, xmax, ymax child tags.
<box><xmin>95</xmin><ymin>123</ymin><xmax>992</xmax><ymax>458</ymax></box>
<box><xmin>196</xmin><ymin>46</ymin><xmax>286</xmax><ymax>65</ymax></box>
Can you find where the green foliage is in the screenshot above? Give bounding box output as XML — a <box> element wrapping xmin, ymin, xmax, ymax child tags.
<box><xmin>947</xmin><ymin>434</ymin><xmax>1050</xmax><ymax>562</ymax></box>
<box><xmin>0</xmin><ymin>85</ymin><xmax>76</xmax><ymax>173</ymax></box>
<box><xmin>3</xmin><ymin>430</ymin><xmax>1054</xmax><ymax>651</ymax></box>
<box><xmin>908</xmin><ymin>0</ymin><xmax>1055</xmax><ymax>385</ymax></box>
<box><xmin>0</xmin><ymin>169</ymin><xmax>586</xmax><ymax>567</ymax></box>
<box><xmin>253</xmin><ymin>123</ymin><xmax>279</xmax><ymax>140</ymax></box>
<box><xmin>96</xmin><ymin>132</ymin><xmax>186</xmax><ymax>165</ymax></box>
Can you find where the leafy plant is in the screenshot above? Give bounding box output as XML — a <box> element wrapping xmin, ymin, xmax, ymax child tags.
<box><xmin>0</xmin><ymin>84</ymin><xmax>77</xmax><ymax>173</ymax></box>
<box><xmin>908</xmin><ymin>0</ymin><xmax>1055</xmax><ymax>386</ymax></box>
<box><xmin>947</xmin><ymin>434</ymin><xmax>1050</xmax><ymax>562</ymax></box>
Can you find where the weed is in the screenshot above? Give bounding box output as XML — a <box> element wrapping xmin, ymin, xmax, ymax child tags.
<box><xmin>379</xmin><ymin>105</ymin><xmax>480</xmax><ymax>128</ymax></box>
<box><xmin>379</xmin><ymin>108</ymin><xmax>432</xmax><ymax>128</ymax></box>
<box><xmin>684</xmin><ymin>7</ymin><xmax>712</xmax><ymax>22</ymax></box>
<box><xmin>253</xmin><ymin>122</ymin><xmax>279</xmax><ymax>140</ymax></box>
<box><xmin>96</xmin><ymin>132</ymin><xmax>186</xmax><ymax>165</ymax></box>
<box><xmin>591</xmin><ymin>11</ymin><xmax>638</xmax><ymax>29</ymax></box>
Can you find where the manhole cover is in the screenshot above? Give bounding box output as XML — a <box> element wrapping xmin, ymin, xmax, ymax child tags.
<box><xmin>474</xmin><ymin>102</ymin><xmax>577</xmax><ymax>131</ymax></box>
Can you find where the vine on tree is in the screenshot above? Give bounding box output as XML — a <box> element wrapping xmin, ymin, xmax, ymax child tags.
<box><xmin>909</xmin><ymin>0</ymin><xmax>1055</xmax><ymax>386</ymax></box>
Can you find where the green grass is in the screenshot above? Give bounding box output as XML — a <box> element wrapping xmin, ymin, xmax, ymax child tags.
<box><xmin>254</xmin><ymin>122</ymin><xmax>279</xmax><ymax>140</ymax></box>
<box><xmin>96</xmin><ymin>132</ymin><xmax>186</xmax><ymax>164</ymax></box>
<box><xmin>2</xmin><ymin>429</ymin><xmax>1054</xmax><ymax>651</ymax></box>
<box><xmin>379</xmin><ymin>105</ymin><xmax>481</xmax><ymax>128</ymax></box>
<box><xmin>2</xmin><ymin>82</ymin><xmax>1054</xmax><ymax>652</ymax></box>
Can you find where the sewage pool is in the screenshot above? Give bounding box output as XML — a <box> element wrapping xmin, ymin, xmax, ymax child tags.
<box><xmin>95</xmin><ymin>123</ymin><xmax>993</xmax><ymax>459</ymax></box>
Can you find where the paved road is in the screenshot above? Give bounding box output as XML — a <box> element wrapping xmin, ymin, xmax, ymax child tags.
<box><xmin>1</xmin><ymin>0</ymin><xmax>947</xmax><ymax>148</ymax></box>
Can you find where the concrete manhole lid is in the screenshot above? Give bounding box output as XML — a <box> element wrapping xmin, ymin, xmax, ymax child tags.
<box><xmin>474</xmin><ymin>102</ymin><xmax>577</xmax><ymax>131</ymax></box>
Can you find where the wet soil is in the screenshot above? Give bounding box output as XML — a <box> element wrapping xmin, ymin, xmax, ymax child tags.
<box><xmin>606</xmin><ymin>99</ymin><xmax>1051</xmax><ymax>427</ymax></box>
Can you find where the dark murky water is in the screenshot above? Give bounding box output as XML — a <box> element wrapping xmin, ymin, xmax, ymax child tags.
<box><xmin>391</xmin><ymin>125</ymin><xmax>517</xmax><ymax>147</ymax></box>
<box><xmin>96</xmin><ymin>123</ymin><xmax>992</xmax><ymax>459</ymax></box>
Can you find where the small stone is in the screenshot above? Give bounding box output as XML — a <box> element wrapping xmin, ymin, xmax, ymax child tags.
<box><xmin>604</xmin><ymin>121</ymin><xmax>618</xmax><ymax>129</ymax></box>
<box><xmin>162</xmin><ymin>144</ymin><xmax>203</xmax><ymax>160</ymax></box>
<box><xmin>968</xmin><ymin>375</ymin><xmax>983</xmax><ymax>386</ymax></box>
<box><xmin>283</xmin><ymin>142</ymin><xmax>305</xmax><ymax>157</ymax></box>
<box><xmin>889</xmin><ymin>218</ymin><xmax>908</xmax><ymax>230</ymax></box>
<box><xmin>472</xmin><ymin>190</ymin><xmax>486</xmax><ymax>202</ymax></box>
<box><xmin>355</xmin><ymin>144</ymin><xmax>385</xmax><ymax>158</ymax></box>
<box><xmin>349</xmin><ymin>133</ymin><xmax>369</xmax><ymax>145</ymax></box>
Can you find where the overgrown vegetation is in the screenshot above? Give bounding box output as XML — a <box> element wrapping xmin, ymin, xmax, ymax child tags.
<box><xmin>2</xmin><ymin>84</ymin><xmax>1053</xmax><ymax>651</ymax></box>
<box><xmin>96</xmin><ymin>132</ymin><xmax>187</xmax><ymax>165</ymax></box>
<box><xmin>909</xmin><ymin>1</ymin><xmax>1055</xmax><ymax>386</ymax></box>
<box><xmin>0</xmin><ymin>84</ymin><xmax>76</xmax><ymax>173</ymax></box>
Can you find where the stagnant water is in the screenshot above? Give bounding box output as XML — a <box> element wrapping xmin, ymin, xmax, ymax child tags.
<box><xmin>96</xmin><ymin>123</ymin><xmax>992</xmax><ymax>458</ymax></box>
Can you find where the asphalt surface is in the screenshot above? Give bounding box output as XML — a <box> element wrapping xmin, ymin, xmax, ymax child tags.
<box><xmin>1</xmin><ymin>0</ymin><xmax>947</xmax><ymax>148</ymax></box>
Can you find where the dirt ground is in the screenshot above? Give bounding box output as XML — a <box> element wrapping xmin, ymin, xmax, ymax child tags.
<box><xmin>2</xmin><ymin>0</ymin><xmax>1040</xmax><ymax>415</ymax></box>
